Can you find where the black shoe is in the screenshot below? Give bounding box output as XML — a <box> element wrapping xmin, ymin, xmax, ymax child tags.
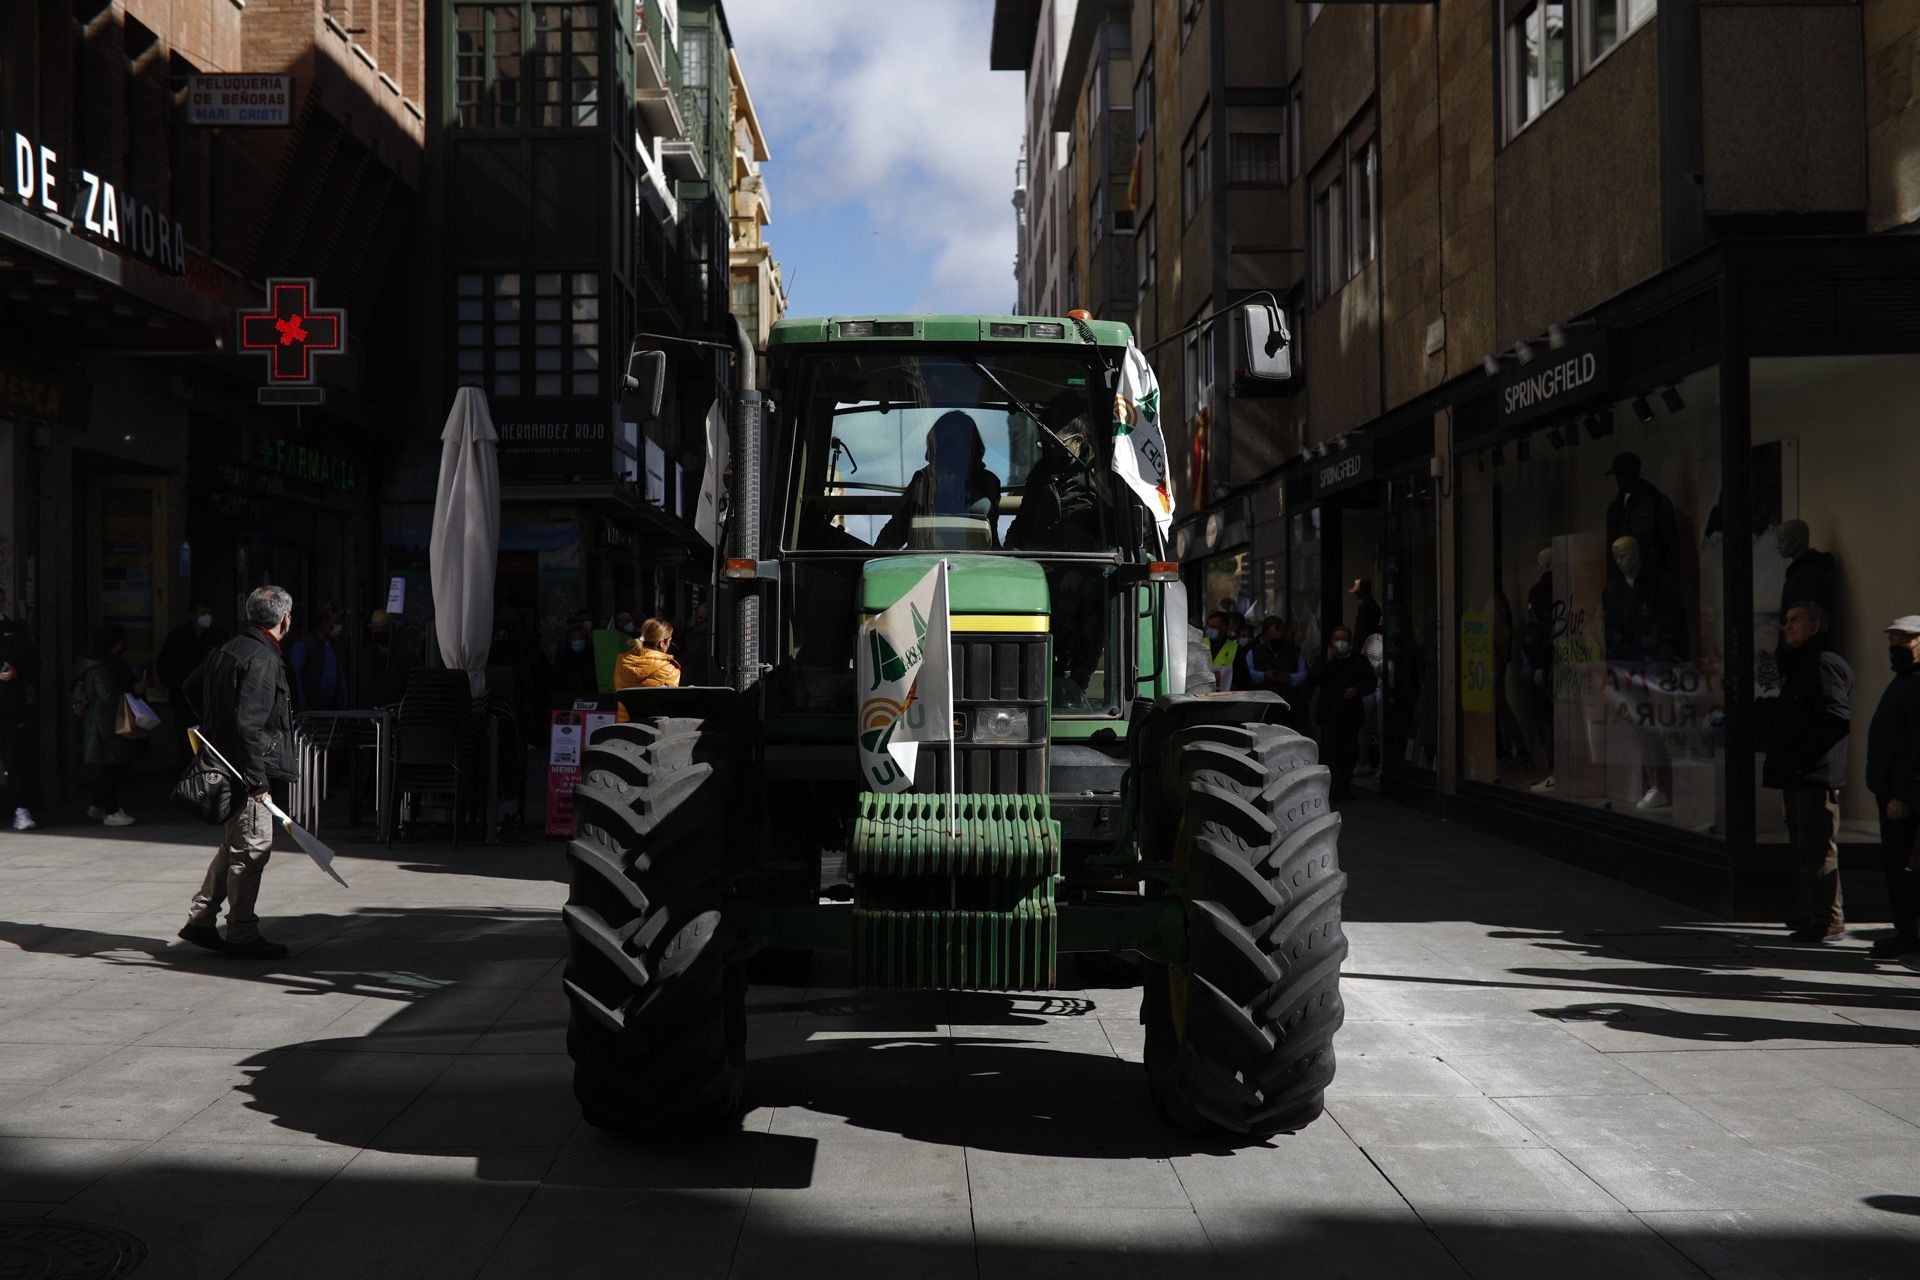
<box><xmin>1869</xmin><ymin>936</ymin><xmax>1920</xmax><ymax>960</ymax></box>
<box><xmin>177</xmin><ymin>923</ymin><xmax>225</xmax><ymax>953</ymax></box>
<box><xmin>221</xmin><ymin>937</ymin><xmax>290</xmax><ymax>960</ymax></box>
<box><xmin>1788</xmin><ymin>925</ymin><xmax>1848</xmax><ymax>945</ymax></box>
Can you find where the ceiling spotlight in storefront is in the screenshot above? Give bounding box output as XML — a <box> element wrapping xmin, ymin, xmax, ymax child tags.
<box><xmin>1631</xmin><ymin>396</ymin><xmax>1654</xmax><ymax>424</ymax></box>
<box><xmin>1660</xmin><ymin>385</ymin><xmax>1685</xmax><ymax>414</ymax></box>
<box><xmin>1491</xmin><ymin>444</ymin><xmax>1506</xmax><ymax>469</ymax></box>
<box><xmin>1546</xmin><ymin>426</ymin><xmax>1567</xmax><ymax>450</ymax></box>
<box><xmin>1587</xmin><ymin>409</ymin><xmax>1615</xmax><ymax>439</ymax></box>
<box><xmin>1513</xmin><ymin>340</ymin><xmax>1536</xmax><ymax>366</ymax></box>
<box><xmin>1515</xmin><ymin>437</ymin><xmax>1532</xmax><ymax>463</ymax></box>
<box><xmin>1547</xmin><ymin>322</ymin><xmax>1569</xmax><ymax>350</ymax></box>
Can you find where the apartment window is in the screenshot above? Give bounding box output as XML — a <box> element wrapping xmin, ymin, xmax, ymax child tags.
<box><xmin>531</xmin><ymin>3</ymin><xmax>600</xmax><ymax>126</ymax></box>
<box><xmin>1179</xmin><ymin>0</ymin><xmax>1203</xmax><ymax>47</ymax></box>
<box><xmin>1589</xmin><ymin>0</ymin><xmax>1656</xmax><ymax>66</ymax></box>
<box><xmin>532</xmin><ymin>270</ymin><xmax>601</xmax><ymax>396</ymax></box>
<box><xmin>1508</xmin><ymin>1</ymin><xmax>1570</xmax><ymax>134</ymax></box>
<box><xmin>455</xmin><ymin>272</ymin><xmax>524</xmax><ymax>396</ymax></box>
<box><xmin>1133</xmin><ymin>50</ymin><xmax>1154</xmax><ymax>141</ymax></box>
<box><xmin>683</xmin><ymin>25</ymin><xmax>709</xmax><ymax>88</ymax></box>
<box><xmin>1087</xmin><ymin>57</ymin><xmax>1103</xmax><ymax>127</ymax></box>
<box><xmin>1183</xmin><ymin>318</ymin><xmax>1214</xmax><ymax>420</ymax></box>
<box><xmin>1091</xmin><ymin>182</ymin><xmax>1107</xmax><ymax>250</ymax></box>
<box><xmin>1229</xmin><ymin>106</ymin><xmax>1285</xmax><ymax>185</ymax></box>
<box><xmin>1181</xmin><ymin>116</ymin><xmax>1210</xmax><ymax>225</ymax></box>
<box><xmin>1305</xmin><ymin>3</ymin><xmax>1325</xmax><ymax>27</ymax></box>
<box><xmin>1287</xmin><ymin>85</ymin><xmax>1303</xmax><ymax>182</ymax></box>
<box><xmin>1067</xmin><ymin>255</ymin><xmax>1079</xmax><ymax>313</ymax></box>
<box><xmin>1347</xmin><ymin>137</ymin><xmax>1377</xmax><ymax>274</ymax></box>
<box><xmin>1311</xmin><ymin>176</ymin><xmax>1344</xmax><ymax>305</ymax></box>
<box><xmin>455</xmin><ymin>4</ymin><xmax>523</xmax><ymax>128</ymax></box>
<box><xmin>1135</xmin><ymin>210</ymin><xmax>1156</xmax><ymax>300</ymax></box>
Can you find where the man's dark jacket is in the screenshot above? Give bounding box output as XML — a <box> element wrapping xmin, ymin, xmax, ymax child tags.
<box><xmin>1867</xmin><ymin>668</ymin><xmax>1920</xmax><ymax>806</ymax></box>
<box><xmin>1302</xmin><ymin>649</ymin><xmax>1378</xmax><ymax>729</ymax></box>
<box><xmin>183</xmin><ymin>627</ymin><xmax>296</xmax><ymax>791</ymax></box>
<box><xmin>1761</xmin><ymin>636</ymin><xmax>1852</xmax><ymax>790</ymax></box>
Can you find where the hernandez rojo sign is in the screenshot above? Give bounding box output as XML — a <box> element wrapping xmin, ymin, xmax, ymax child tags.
<box><xmin>2</xmin><ymin>129</ymin><xmax>186</xmax><ymax>275</ymax></box>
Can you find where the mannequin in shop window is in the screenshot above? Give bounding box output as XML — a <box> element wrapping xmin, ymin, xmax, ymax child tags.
<box><xmin>1603</xmin><ymin>452</ymin><xmax>1679</xmax><ymax>580</ymax></box>
<box><xmin>1776</xmin><ymin>519</ymin><xmax>1838</xmax><ymax>634</ymax></box>
<box><xmin>1604</xmin><ymin>535</ymin><xmax>1688</xmax><ymax>811</ymax></box>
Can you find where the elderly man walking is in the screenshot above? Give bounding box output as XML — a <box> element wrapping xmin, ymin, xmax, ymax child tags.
<box><xmin>1762</xmin><ymin>603</ymin><xmax>1853</xmax><ymax>943</ymax></box>
<box><xmin>178</xmin><ymin>587</ymin><xmax>299</xmax><ymax>960</ymax></box>
<box><xmin>1868</xmin><ymin>615</ymin><xmax>1920</xmax><ymax>961</ymax></box>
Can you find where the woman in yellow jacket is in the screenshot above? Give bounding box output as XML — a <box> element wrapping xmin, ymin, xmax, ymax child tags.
<box><xmin>612</xmin><ymin>617</ymin><xmax>681</xmax><ymax>720</ymax></box>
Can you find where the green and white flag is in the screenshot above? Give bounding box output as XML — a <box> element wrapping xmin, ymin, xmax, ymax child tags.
<box><xmin>1111</xmin><ymin>342</ymin><xmax>1175</xmax><ymax>539</ymax></box>
<box><xmin>856</xmin><ymin>561</ymin><xmax>953</xmax><ymax>794</ymax></box>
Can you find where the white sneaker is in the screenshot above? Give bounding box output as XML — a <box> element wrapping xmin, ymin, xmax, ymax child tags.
<box><xmin>1530</xmin><ymin>776</ymin><xmax>1557</xmax><ymax>794</ymax></box>
<box><xmin>86</xmin><ymin>805</ymin><xmax>108</xmax><ymax>820</ymax></box>
<box><xmin>101</xmin><ymin>810</ymin><xmax>136</xmax><ymax>827</ymax></box>
<box><xmin>1636</xmin><ymin>787</ymin><xmax>1670</xmax><ymax>811</ymax></box>
<box><xmin>11</xmin><ymin>807</ymin><xmax>34</xmax><ymax>831</ymax></box>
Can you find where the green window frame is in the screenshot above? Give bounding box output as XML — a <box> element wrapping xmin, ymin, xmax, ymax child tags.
<box><xmin>455</xmin><ymin>4</ymin><xmax>523</xmax><ymax>128</ymax></box>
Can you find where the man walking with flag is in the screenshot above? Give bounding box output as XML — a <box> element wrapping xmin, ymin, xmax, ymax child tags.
<box><xmin>857</xmin><ymin>561</ymin><xmax>955</xmax><ymax>804</ymax></box>
<box><xmin>179</xmin><ymin>586</ymin><xmax>301</xmax><ymax>959</ymax></box>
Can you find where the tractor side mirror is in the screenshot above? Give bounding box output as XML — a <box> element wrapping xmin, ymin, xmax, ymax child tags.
<box><xmin>1242</xmin><ymin>303</ymin><xmax>1292</xmax><ymax>381</ymax></box>
<box><xmin>620</xmin><ymin>347</ymin><xmax>668</xmax><ymax>423</ymax></box>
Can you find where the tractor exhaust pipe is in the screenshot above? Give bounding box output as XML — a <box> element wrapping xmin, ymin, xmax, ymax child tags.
<box><xmin>729</xmin><ymin>315</ymin><xmax>763</xmax><ymax>693</ymax></box>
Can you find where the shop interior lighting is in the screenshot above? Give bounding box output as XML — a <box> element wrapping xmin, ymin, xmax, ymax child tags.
<box><xmin>1513</xmin><ymin>340</ymin><xmax>1536</xmax><ymax>366</ymax></box>
<box><xmin>1587</xmin><ymin>409</ymin><xmax>1615</xmax><ymax>439</ymax></box>
<box><xmin>1660</xmin><ymin>385</ymin><xmax>1685</xmax><ymax>414</ymax></box>
<box><xmin>1631</xmin><ymin>396</ymin><xmax>1654</xmax><ymax>424</ymax></box>
<box><xmin>1547</xmin><ymin>426</ymin><xmax>1567</xmax><ymax>450</ymax></box>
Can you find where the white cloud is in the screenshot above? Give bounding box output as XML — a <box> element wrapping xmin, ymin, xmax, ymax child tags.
<box><xmin>724</xmin><ymin>0</ymin><xmax>1024</xmax><ymax>314</ymax></box>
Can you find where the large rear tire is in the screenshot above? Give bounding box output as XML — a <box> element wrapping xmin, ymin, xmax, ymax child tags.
<box><xmin>1137</xmin><ymin>699</ymin><xmax>1348</xmax><ymax>1137</ymax></box>
<box><xmin>562</xmin><ymin>716</ymin><xmax>746</xmax><ymax>1133</ymax></box>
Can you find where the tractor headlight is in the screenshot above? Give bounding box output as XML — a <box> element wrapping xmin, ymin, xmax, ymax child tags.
<box><xmin>971</xmin><ymin>706</ymin><xmax>1030</xmax><ymax>742</ymax></box>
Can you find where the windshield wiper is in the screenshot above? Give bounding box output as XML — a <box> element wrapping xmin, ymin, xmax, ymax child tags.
<box><xmin>965</xmin><ymin>358</ymin><xmax>1096</xmax><ymax>473</ymax></box>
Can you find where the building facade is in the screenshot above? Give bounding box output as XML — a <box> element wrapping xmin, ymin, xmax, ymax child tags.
<box><xmin>726</xmin><ymin>47</ymin><xmax>786</xmax><ymax>383</ymax></box>
<box><xmin>1000</xmin><ymin>0</ymin><xmax>1920</xmax><ymax>912</ymax></box>
<box><xmin>1</xmin><ymin>0</ymin><xmax>422</xmax><ymax>793</ymax></box>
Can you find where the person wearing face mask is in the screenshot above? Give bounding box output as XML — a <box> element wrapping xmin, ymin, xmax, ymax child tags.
<box><xmin>287</xmin><ymin>601</ymin><xmax>348</xmax><ymax>712</ymax></box>
<box><xmin>178</xmin><ymin>586</ymin><xmax>300</xmax><ymax>959</ymax></box>
<box><xmin>552</xmin><ymin>621</ymin><xmax>601</xmax><ymax>707</ymax></box>
<box><xmin>1761</xmin><ymin>603</ymin><xmax>1853</xmax><ymax>944</ymax></box>
<box><xmin>1297</xmin><ymin>625</ymin><xmax>1376</xmax><ymax>804</ymax></box>
<box><xmin>158</xmin><ymin>600</ymin><xmax>227</xmax><ymax>761</ymax></box>
<box><xmin>357</xmin><ymin>610</ymin><xmax>419</xmax><ymax>709</ymax></box>
<box><xmin>1866</xmin><ymin>616</ymin><xmax>1920</xmax><ymax>960</ymax></box>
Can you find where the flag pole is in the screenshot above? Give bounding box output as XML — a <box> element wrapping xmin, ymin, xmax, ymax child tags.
<box><xmin>944</xmin><ymin>559</ymin><xmax>957</xmax><ymax>838</ymax></box>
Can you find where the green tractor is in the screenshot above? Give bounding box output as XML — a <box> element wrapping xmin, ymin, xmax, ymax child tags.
<box><xmin>562</xmin><ymin>310</ymin><xmax>1345</xmax><ymax>1139</ymax></box>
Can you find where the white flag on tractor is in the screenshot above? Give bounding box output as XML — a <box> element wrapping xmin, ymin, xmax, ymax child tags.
<box><xmin>856</xmin><ymin>561</ymin><xmax>954</xmax><ymax>794</ymax></box>
<box><xmin>1111</xmin><ymin>342</ymin><xmax>1175</xmax><ymax>539</ymax></box>
<box><xmin>695</xmin><ymin>397</ymin><xmax>728</xmax><ymax>549</ymax></box>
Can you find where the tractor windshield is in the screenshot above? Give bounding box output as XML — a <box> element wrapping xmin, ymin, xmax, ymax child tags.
<box><xmin>783</xmin><ymin>350</ymin><xmax>1121</xmax><ymax>554</ymax></box>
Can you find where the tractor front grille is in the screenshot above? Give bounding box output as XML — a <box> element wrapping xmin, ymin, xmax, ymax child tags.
<box><xmin>909</xmin><ymin>633</ymin><xmax>1050</xmax><ymax>796</ymax></box>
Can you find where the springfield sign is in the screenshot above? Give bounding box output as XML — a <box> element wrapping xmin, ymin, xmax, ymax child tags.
<box><xmin>1496</xmin><ymin>333</ymin><xmax>1610</xmax><ymax>430</ymax></box>
<box><xmin>183</xmin><ymin>75</ymin><xmax>294</xmax><ymax>127</ymax></box>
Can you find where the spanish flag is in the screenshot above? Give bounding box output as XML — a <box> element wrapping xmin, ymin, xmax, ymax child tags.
<box><xmin>1125</xmin><ymin>146</ymin><xmax>1142</xmax><ymax>213</ymax></box>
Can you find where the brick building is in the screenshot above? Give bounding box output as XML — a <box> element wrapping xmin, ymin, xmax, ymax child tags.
<box><xmin>1002</xmin><ymin>0</ymin><xmax>1920</xmax><ymax>912</ymax></box>
<box><xmin>0</xmin><ymin>0</ymin><xmax>422</xmax><ymax>798</ymax></box>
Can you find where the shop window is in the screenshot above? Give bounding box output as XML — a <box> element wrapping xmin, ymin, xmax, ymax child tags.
<box><xmin>1348</xmin><ymin>137</ymin><xmax>1377</xmax><ymax>275</ymax></box>
<box><xmin>1508</xmin><ymin>1</ymin><xmax>1569</xmax><ymax>135</ymax></box>
<box><xmin>1456</xmin><ymin>366</ymin><xmax>1724</xmax><ymax>838</ymax></box>
<box><xmin>455</xmin><ymin>3</ymin><xmax>523</xmax><ymax>128</ymax></box>
<box><xmin>1384</xmin><ymin>472</ymin><xmax>1440</xmax><ymax>772</ymax></box>
<box><xmin>1289</xmin><ymin>507</ymin><xmax>1323</xmax><ymax>654</ymax></box>
<box><xmin>1229</xmin><ymin>106</ymin><xmax>1285</xmax><ymax>186</ymax></box>
<box><xmin>531</xmin><ymin>2</ymin><xmax>600</xmax><ymax>127</ymax></box>
<box><xmin>1749</xmin><ymin>355</ymin><xmax>1920</xmax><ymax>846</ymax></box>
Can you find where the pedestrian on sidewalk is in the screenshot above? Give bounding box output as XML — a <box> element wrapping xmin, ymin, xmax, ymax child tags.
<box><xmin>1761</xmin><ymin>602</ymin><xmax>1852</xmax><ymax>944</ymax></box>
<box><xmin>74</xmin><ymin>624</ymin><xmax>146</xmax><ymax>827</ymax></box>
<box><xmin>612</xmin><ymin>618</ymin><xmax>681</xmax><ymax>721</ymax></box>
<box><xmin>1298</xmin><ymin>625</ymin><xmax>1377</xmax><ymax>804</ymax></box>
<box><xmin>178</xmin><ymin>586</ymin><xmax>299</xmax><ymax>960</ymax></box>
<box><xmin>1867</xmin><ymin>615</ymin><xmax>1920</xmax><ymax>961</ymax></box>
<box><xmin>157</xmin><ymin>600</ymin><xmax>226</xmax><ymax>761</ymax></box>
<box><xmin>0</xmin><ymin>587</ymin><xmax>37</xmax><ymax>831</ymax></box>
<box><xmin>287</xmin><ymin>601</ymin><xmax>348</xmax><ymax>712</ymax></box>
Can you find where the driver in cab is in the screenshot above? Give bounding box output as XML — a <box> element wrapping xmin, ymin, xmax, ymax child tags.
<box><xmin>876</xmin><ymin>411</ymin><xmax>1003</xmax><ymax>550</ymax></box>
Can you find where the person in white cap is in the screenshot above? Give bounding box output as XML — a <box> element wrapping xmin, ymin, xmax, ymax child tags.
<box><xmin>1866</xmin><ymin>615</ymin><xmax>1920</xmax><ymax>959</ymax></box>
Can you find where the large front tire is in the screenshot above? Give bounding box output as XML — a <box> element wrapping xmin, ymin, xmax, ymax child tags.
<box><xmin>1138</xmin><ymin>699</ymin><xmax>1348</xmax><ymax>1137</ymax></box>
<box><xmin>562</xmin><ymin>716</ymin><xmax>746</xmax><ymax>1133</ymax></box>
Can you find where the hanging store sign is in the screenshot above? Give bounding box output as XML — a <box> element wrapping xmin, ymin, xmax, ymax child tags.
<box><xmin>182</xmin><ymin>75</ymin><xmax>295</xmax><ymax>127</ymax></box>
<box><xmin>2</xmin><ymin>130</ymin><xmax>186</xmax><ymax>274</ymax></box>
<box><xmin>237</xmin><ymin>278</ymin><xmax>347</xmax><ymax>400</ymax></box>
<box><xmin>1495</xmin><ymin>332</ymin><xmax>1611</xmax><ymax>431</ymax></box>
<box><xmin>495</xmin><ymin>405</ymin><xmax>615</xmax><ymax>484</ymax></box>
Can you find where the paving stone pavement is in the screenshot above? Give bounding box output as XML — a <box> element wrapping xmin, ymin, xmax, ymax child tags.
<box><xmin>2</xmin><ymin>797</ymin><xmax>1918</xmax><ymax>1278</ymax></box>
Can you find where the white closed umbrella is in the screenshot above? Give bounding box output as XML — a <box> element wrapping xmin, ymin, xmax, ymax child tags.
<box><xmin>429</xmin><ymin>387</ymin><xmax>501</xmax><ymax>696</ymax></box>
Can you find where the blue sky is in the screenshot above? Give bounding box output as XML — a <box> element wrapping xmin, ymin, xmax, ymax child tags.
<box><xmin>723</xmin><ymin>0</ymin><xmax>1025</xmax><ymax>318</ymax></box>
